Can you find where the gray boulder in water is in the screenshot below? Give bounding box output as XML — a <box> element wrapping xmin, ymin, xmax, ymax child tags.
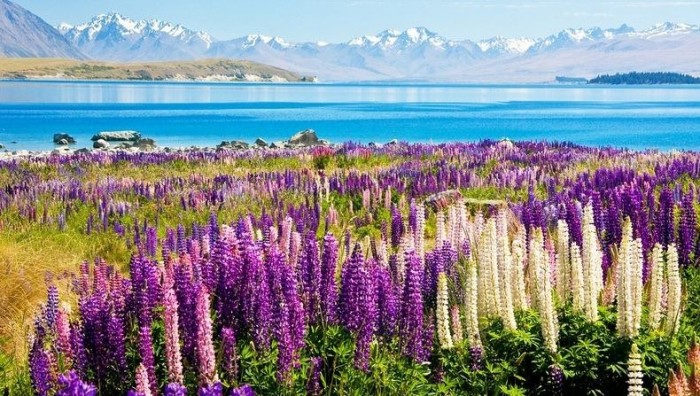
<box><xmin>93</xmin><ymin>139</ymin><xmax>110</xmax><ymax>149</ymax></box>
<box><xmin>53</xmin><ymin>133</ymin><xmax>76</xmax><ymax>144</ymax></box>
<box><xmin>91</xmin><ymin>130</ymin><xmax>141</xmax><ymax>142</ymax></box>
<box><xmin>255</xmin><ymin>138</ymin><xmax>268</xmax><ymax>147</ymax></box>
<box><xmin>289</xmin><ymin>129</ymin><xmax>321</xmax><ymax>146</ymax></box>
<box><xmin>217</xmin><ymin>140</ymin><xmax>249</xmax><ymax>150</ymax></box>
<box><xmin>134</xmin><ymin>138</ymin><xmax>157</xmax><ymax>151</ymax></box>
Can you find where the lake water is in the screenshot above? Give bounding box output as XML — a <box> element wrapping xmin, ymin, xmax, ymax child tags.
<box><xmin>1</xmin><ymin>80</ymin><xmax>700</xmax><ymax>151</ymax></box>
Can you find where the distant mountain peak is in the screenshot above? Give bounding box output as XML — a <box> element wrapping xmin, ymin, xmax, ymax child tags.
<box><xmin>348</xmin><ymin>27</ymin><xmax>448</xmax><ymax>50</ymax></box>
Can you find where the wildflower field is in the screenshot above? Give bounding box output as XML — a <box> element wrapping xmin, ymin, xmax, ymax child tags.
<box><xmin>3</xmin><ymin>141</ymin><xmax>700</xmax><ymax>395</ymax></box>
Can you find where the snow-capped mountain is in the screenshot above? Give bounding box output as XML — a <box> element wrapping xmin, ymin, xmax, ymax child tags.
<box><xmin>60</xmin><ymin>13</ymin><xmax>213</xmax><ymax>61</ymax></box>
<box><xmin>3</xmin><ymin>0</ymin><xmax>700</xmax><ymax>82</ymax></box>
<box><xmin>0</xmin><ymin>0</ymin><xmax>84</xmax><ymax>58</ymax></box>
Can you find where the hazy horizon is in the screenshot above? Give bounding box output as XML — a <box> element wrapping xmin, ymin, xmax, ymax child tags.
<box><xmin>10</xmin><ymin>0</ymin><xmax>700</xmax><ymax>42</ymax></box>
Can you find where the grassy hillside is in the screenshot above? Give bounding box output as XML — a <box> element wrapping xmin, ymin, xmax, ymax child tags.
<box><xmin>0</xmin><ymin>58</ymin><xmax>310</xmax><ymax>81</ymax></box>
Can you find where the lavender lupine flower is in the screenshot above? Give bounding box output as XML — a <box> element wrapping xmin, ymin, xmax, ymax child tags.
<box><xmin>164</xmin><ymin>383</ymin><xmax>188</xmax><ymax>396</ymax></box>
<box><xmin>221</xmin><ymin>327</ymin><xmax>238</xmax><ymax>384</ymax></box>
<box><xmin>55</xmin><ymin>371</ymin><xmax>97</xmax><ymax>396</ymax></box>
<box><xmin>230</xmin><ymin>384</ymin><xmax>256</xmax><ymax>396</ymax></box>
<box><xmin>30</xmin><ymin>347</ymin><xmax>55</xmax><ymax>396</ymax></box>
<box><xmin>307</xmin><ymin>357</ymin><xmax>323</xmax><ymax>396</ymax></box>
<box><xmin>46</xmin><ymin>284</ymin><xmax>59</xmax><ymax>330</ymax></box>
<box><xmin>195</xmin><ymin>283</ymin><xmax>219</xmax><ymax>385</ymax></box>
<box><xmin>399</xmin><ymin>250</ymin><xmax>424</xmax><ymax>362</ymax></box>
<box><xmin>320</xmin><ymin>234</ymin><xmax>339</xmax><ymax>324</ymax></box>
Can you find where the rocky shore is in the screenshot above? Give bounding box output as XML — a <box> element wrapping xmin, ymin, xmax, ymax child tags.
<box><xmin>0</xmin><ymin>129</ymin><xmax>399</xmax><ymax>160</ymax></box>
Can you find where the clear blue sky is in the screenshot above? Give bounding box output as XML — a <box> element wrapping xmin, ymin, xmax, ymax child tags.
<box><xmin>12</xmin><ymin>0</ymin><xmax>700</xmax><ymax>42</ymax></box>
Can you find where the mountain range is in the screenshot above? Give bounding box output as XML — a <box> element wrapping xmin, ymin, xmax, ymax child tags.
<box><xmin>2</xmin><ymin>0</ymin><xmax>700</xmax><ymax>82</ymax></box>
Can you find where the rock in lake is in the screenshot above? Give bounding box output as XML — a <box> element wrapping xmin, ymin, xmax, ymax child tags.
<box><xmin>289</xmin><ymin>129</ymin><xmax>321</xmax><ymax>146</ymax></box>
<box><xmin>93</xmin><ymin>139</ymin><xmax>110</xmax><ymax>149</ymax></box>
<box><xmin>386</xmin><ymin>139</ymin><xmax>399</xmax><ymax>145</ymax></box>
<box><xmin>91</xmin><ymin>130</ymin><xmax>141</xmax><ymax>142</ymax></box>
<box><xmin>270</xmin><ymin>141</ymin><xmax>284</xmax><ymax>149</ymax></box>
<box><xmin>134</xmin><ymin>138</ymin><xmax>157</xmax><ymax>151</ymax></box>
<box><xmin>53</xmin><ymin>133</ymin><xmax>76</xmax><ymax>144</ymax></box>
<box><xmin>217</xmin><ymin>140</ymin><xmax>249</xmax><ymax>150</ymax></box>
<box><xmin>0</xmin><ymin>143</ymin><xmax>4</xmax><ymax>149</ymax></box>
<box><xmin>255</xmin><ymin>138</ymin><xmax>268</xmax><ymax>147</ymax></box>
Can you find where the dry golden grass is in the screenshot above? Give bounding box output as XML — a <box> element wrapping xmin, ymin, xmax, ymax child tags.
<box><xmin>0</xmin><ymin>57</ymin><xmax>305</xmax><ymax>81</ymax></box>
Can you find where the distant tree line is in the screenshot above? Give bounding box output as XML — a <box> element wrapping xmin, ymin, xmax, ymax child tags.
<box><xmin>588</xmin><ymin>72</ymin><xmax>700</xmax><ymax>85</ymax></box>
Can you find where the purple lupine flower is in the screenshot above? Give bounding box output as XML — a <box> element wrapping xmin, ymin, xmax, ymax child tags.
<box><xmin>221</xmin><ymin>327</ymin><xmax>238</xmax><ymax>384</ymax></box>
<box><xmin>339</xmin><ymin>244</ymin><xmax>365</xmax><ymax>332</ymax></box>
<box><xmin>679</xmin><ymin>191</ymin><xmax>696</xmax><ymax>266</ymax></box>
<box><xmin>107</xmin><ymin>313</ymin><xmax>127</xmax><ymax>374</ymax></box>
<box><xmin>320</xmin><ymin>234</ymin><xmax>339</xmax><ymax>324</ymax></box>
<box><xmin>549</xmin><ymin>364</ymin><xmax>564</xmax><ymax>396</ymax></box>
<box><xmin>164</xmin><ymin>383</ymin><xmax>188</xmax><ymax>396</ymax></box>
<box><xmin>469</xmin><ymin>345</ymin><xmax>483</xmax><ymax>371</ymax></box>
<box><xmin>195</xmin><ymin>283</ymin><xmax>218</xmax><ymax>386</ymax></box>
<box><xmin>353</xmin><ymin>260</ymin><xmax>377</xmax><ymax>372</ymax></box>
<box><xmin>391</xmin><ymin>204</ymin><xmax>404</xmax><ymax>248</ymax></box>
<box><xmin>307</xmin><ymin>357</ymin><xmax>323</xmax><ymax>396</ymax></box>
<box><xmin>29</xmin><ymin>347</ymin><xmax>55</xmax><ymax>396</ymax></box>
<box><xmin>138</xmin><ymin>326</ymin><xmax>157</xmax><ymax>396</ymax></box>
<box><xmin>657</xmin><ymin>186</ymin><xmax>675</xmax><ymax>247</ymax></box>
<box><xmin>375</xmin><ymin>265</ymin><xmax>399</xmax><ymax>338</ymax></box>
<box><xmin>55</xmin><ymin>371</ymin><xmax>97</xmax><ymax>396</ymax></box>
<box><xmin>46</xmin><ymin>284</ymin><xmax>59</xmax><ymax>330</ymax></box>
<box><xmin>241</xmin><ymin>241</ymin><xmax>272</xmax><ymax>350</ymax></box>
<box><xmin>421</xmin><ymin>311</ymin><xmax>435</xmax><ymax>362</ymax></box>
<box><xmin>400</xmin><ymin>250</ymin><xmax>424</xmax><ymax>362</ymax></box>
<box><xmin>198</xmin><ymin>382</ymin><xmax>224</xmax><ymax>396</ymax></box>
<box><xmin>69</xmin><ymin>324</ymin><xmax>87</xmax><ymax>377</ymax></box>
<box><xmin>300</xmin><ymin>231</ymin><xmax>322</xmax><ymax>324</ymax></box>
<box><xmin>230</xmin><ymin>384</ymin><xmax>256</xmax><ymax>396</ymax></box>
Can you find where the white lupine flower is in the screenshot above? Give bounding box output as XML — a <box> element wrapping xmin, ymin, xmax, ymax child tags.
<box><xmin>665</xmin><ymin>244</ymin><xmax>682</xmax><ymax>335</ymax></box>
<box><xmin>464</xmin><ymin>259</ymin><xmax>482</xmax><ymax>347</ymax></box>
<box><xmin>627</xmin><ymin>343</ymin><xmax>644</xmax><ymax>396</ymax></box>
<box><xmin>497</xmin><ymin>209</ymin><xmax>517</xmax><ymax>330</ymax></box>
<box><xmin>377</xmin><ymin>240</ymin><xmax>389</xmax><ymax>268</ymax></box>
<box><xmin>450</xmin><ymin>305</ymin><xmax>464</xmax><ymax>344</ymax></box>
<box><xmin>478</xmin><ymin>218</ymin><xmax>501</xmax><ymax>317</ymax></box>
<box><xmin>511</xmin><ymin>227</ymin><xmax>529</xmax><ymax>311</ymax></box>
<box><xmin>556</xmin><ymin>220</ymin><xmax>571</xmax><ymax>300</ymax></box>
<box><xmin>570</xmin><ymin>243</ymin><xmax>586</xmax><ymax>311</ymax></box>
<box><xmin>436</xmin><ymin>272</ymin><xmax>453</xmax><ymax>349</ymax></box>
<box><xmin>530</xmin><ymin>228</ymin><xmax>559</xmax><ymax>353</ymax></box>
<box><xmin>582</xmin><ymin>203</ymin><xmax>602</xmax><ymax>322</ymax></box>
<box><xmin>648</xmin><ymin>244</ymin><xmax>665</xmax><ymax>331</ymax></box>
<box><xmin>616</xmin><ymin>219</ymin><xmax>643</xmax><ymax>338</ymax></box>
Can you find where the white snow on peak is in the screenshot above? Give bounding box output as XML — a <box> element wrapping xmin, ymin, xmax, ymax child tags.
<box><xmin>631</xmin><ymin>22</ymin><xmax>699</xmax><ymax>38</ymax></box>
<box><xmin>477</xmin><ymin>36</ymin><xmax>536</xmax><ymax>54</ymax></box>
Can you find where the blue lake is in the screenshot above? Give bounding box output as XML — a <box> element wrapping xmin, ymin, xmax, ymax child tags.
<box><xmin>1</xmin><ymin>80</ymin><xmax>700</xmax><ymax>151</ymax></box>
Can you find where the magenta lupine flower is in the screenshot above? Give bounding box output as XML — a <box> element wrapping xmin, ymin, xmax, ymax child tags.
<box><xmin>230</xmin><ymin>384</ymin><xmax>256</xmax><ymax>396</ymax></box>
<box><xmin>163</xmin><ymin>286</ymin><xmax>184</xmax><ymax>384</ymax></box>
<box><xmin>195</xmin><ymin>283</ymin><xmax>218</xmax><ymax>386</ymax></box>
<box><xmin>307</xmin><ymin>357</ymin><xmax>323</xmax><ymax>396</ymax></box>
<box><xmin>399</xmin><ymin>250</ymin><xmax>424</xmax><ymax>362</ymax></box>
<box><xmin>320</xmin><ymin>234</ymin><xmax>339</xmax><ymax>324</ymax></box>
<box><xmin>55</xmin><ymin>371</ymin><xmax>97</xmax><ymax>396</ymax></box>
<box><xmin>55</xmin><ymin>307</ymin><xmax>72</xmax><ymax>363</ymax></box>
<box><xmin>138</xmin><ymin>326</ymin><xmax>157</xmax><ymax>396</ymax></box>
<box><xmin>29</xmin><ymin>347</ymin><xmax>55</xmax><ymax>396</ymax></box>
<box><xmin>221</xmin><ymin>327</ymin><xmax>238</xmax><ymax>384</ymax></box>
